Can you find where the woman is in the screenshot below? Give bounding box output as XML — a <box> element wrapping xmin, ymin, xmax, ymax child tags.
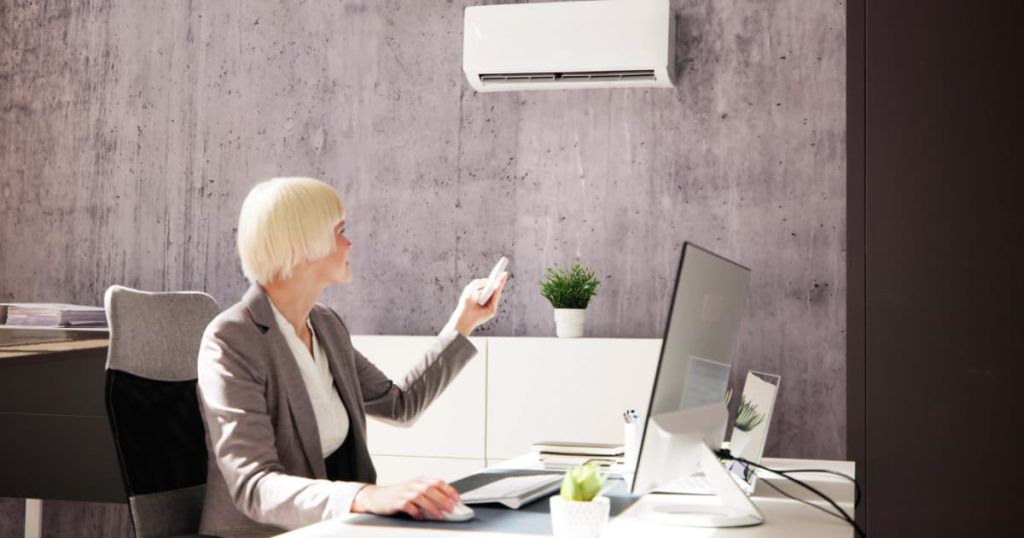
<box><xmin>197</xmin><ymin>177</ymin><xmax>506</xmax><ymax>536</ymax></box>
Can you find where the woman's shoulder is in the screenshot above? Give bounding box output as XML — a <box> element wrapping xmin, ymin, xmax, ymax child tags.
<box><xmin>202</xmin><ymin>300</ymin><xmax>265</xmax><ymax>347</ymax></box>
<box><xmin>198</xmin><ymin>301</ymin><xmax>270</xmax><ymax>375</ymax></box>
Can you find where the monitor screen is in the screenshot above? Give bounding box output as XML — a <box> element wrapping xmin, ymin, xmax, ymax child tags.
<box><xmin>630</xmin><ymin>242</ymin><xmax>751</xmax><ymax>494</ymax></box>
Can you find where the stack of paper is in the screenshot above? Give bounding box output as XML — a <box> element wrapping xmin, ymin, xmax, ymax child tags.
<box><xmin>538</xmin><ymin>454</ymin><xmax>621</xmax><ymax>470</ymax></box>
<box><xmin>531</xmin><ymin>441</ymin><xmax>624</xmax><ymax>470</ymax></box>
<box><xmin>3</xmin><ymin>303</ymin><xmax>107</xmax><ymax>328</ymax></box>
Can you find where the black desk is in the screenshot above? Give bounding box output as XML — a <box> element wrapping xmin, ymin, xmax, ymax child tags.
<box><xmin>0</xmin><ymin>328</ymin><xmax>125</xmax><ymax>502</ymax></box>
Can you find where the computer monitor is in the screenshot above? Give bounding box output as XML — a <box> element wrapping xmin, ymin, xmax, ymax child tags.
<box><xmin>627</xmin><ymin>242</ymin><xmax>763</xmax><ymax>527</ymax></box>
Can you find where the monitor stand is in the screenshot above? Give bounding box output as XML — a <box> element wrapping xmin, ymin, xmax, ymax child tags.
<box><xmin>640</xmin><ymin>443</ymin><xmax>764</xmax><ymax>527</ymax></box>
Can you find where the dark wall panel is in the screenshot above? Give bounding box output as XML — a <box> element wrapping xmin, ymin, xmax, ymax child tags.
<box><xmin>846</xmin><ymin>0</ymin><xmax>866</xmax><ymax>526</ymax></box>
<box><xmin>861</xmin><ymin>0</ymin><xmax>1023</xmax><ymax>534</ymax></box>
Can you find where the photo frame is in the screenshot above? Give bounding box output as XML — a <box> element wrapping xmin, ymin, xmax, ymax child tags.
<box><xmin>727</xmin><ymin>371</ymin><xmax>781</xmax><ymax>491</ymax></box>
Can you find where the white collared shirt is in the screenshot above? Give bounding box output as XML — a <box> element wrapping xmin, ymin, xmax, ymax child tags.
<box><xmin>269</xmin><ymin>302</ymin><xmax>349</xmax><ymax>457</ymax></box>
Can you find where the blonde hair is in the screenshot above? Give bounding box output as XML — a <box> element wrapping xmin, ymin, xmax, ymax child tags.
<box><xmin>237</xmin><ymin>177</ymin><xmax>346</xmax><ymax>284</ymax></box>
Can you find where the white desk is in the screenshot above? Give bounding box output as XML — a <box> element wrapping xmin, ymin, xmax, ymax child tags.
<box><xmin>277</xmin><ymin>454</ymin><xmax>856</xmax><ymax>538</ymax></box>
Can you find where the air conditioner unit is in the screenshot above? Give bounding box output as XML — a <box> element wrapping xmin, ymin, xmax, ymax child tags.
<box><xmin>463</xmin><ymin>0</ymin><xmax>675</xmax><ymax>92</ymax></box>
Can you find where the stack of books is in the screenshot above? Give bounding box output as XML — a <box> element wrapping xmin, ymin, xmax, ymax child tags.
<box><xmin>531</xmin><ymin>441</ymin><xmax>625</xmax><ymax>470</ymax></box>
<box><xmin>2</xmin><ymin>303</ymin><xmax>107</xmax><ymax>328</ymax></box>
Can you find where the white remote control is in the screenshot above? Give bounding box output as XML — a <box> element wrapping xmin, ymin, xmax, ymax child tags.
<box><xmin>477</xmin><ymin>256</ymin><xmax>509</xmax><ymax>306</ymax></box>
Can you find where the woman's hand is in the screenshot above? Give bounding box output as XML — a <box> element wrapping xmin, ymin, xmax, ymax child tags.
<box><xmin>446</xmin><ymin>272</ymin><xmax>508</xmax><ymax>337</ymax></box>
<box><xmin>350</xmin><ymin>477</ymin><xmax>461</xmax><ymax>520</ymax></box>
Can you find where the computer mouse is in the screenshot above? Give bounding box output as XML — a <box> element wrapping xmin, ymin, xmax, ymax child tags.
<box><xmin>427</xmin><ymin>501</ymin><xmax>475</xmax><ymax>522</ymax></box>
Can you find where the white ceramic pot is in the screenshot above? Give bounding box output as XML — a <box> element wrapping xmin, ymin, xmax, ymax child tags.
<box><xmin>554</xmin><ymin>308</ymin><xmax>586</xmax><ymax>338</ymax></box>
<box><xmin>550</xmin><ymin>495</ymin><xmax>610</xmax><ymax>538</ymax></box>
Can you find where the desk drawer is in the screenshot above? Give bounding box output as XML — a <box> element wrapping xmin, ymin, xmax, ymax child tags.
<box><xmin>0</xmin><ymin>348</ymin><xmax>108</xmax><ymax>416</ymax></box>
<box><xmin>0</xmin><ymin>414</ymin><xmax>125</xmax><ymax>502</ymax></box>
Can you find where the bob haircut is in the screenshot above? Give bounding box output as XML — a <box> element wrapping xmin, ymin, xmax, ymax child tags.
<box><xmin>237</xmin><ymin>177</ymin><xmax>346</xmax><ymax>284</ymax></box>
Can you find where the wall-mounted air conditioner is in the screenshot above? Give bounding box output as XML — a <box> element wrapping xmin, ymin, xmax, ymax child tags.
<box><xmin>463</xmin><ymin>0</ymin><xmax>675</xmax><ymax>92</ymax></box>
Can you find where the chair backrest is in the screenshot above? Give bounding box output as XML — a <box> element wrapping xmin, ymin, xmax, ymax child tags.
<box><xmin>103</xmin><ymin>285</ymin><xmax>220</xmax><ymax>538</ymax></box>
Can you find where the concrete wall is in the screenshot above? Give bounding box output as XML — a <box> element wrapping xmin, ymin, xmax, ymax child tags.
<box><xmin>1</xmin><ymin>0</ymin><xmax>844</xmax><ymax>463</ymax></box>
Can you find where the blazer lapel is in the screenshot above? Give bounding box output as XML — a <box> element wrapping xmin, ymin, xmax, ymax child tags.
<box><xmin>309</xmin><ymin>308</ymin><xmax>361</xmax><ymax>435</ymax></box>
<box><xmin>242</xmin><ymin>285</ymin><xmax>327</xmax><ymax>479</ymax></box>
<box><xmin>311</xmin><ymin>308</ymin><xmax>377</xmax><ymax>483</ymax></box>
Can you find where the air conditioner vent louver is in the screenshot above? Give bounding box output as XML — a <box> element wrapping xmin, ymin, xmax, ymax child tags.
<box><xmin>479</xmin><ymin>70</ymin><xmax>656</xmax><ymax>84</ymax></box>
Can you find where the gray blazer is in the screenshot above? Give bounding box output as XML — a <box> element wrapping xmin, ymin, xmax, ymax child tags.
<box><xmin>196</xmin><ymin>285</ymin><xmax>477</xmax><ymax>537</ymax></box>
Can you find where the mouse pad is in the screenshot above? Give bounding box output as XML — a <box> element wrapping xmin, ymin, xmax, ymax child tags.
<box><xmin>346</xmin><ymin>469</ymin><xmax>639</xmax><ymax>534</ymax></box>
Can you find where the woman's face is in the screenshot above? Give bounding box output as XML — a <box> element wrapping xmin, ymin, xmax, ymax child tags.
<box><xmin>309</xmin><ymin>220</ymin><xmax>352</xmax><ymax>285</ymax></box>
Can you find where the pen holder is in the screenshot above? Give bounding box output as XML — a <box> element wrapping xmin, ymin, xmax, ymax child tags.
<box><xmin>623</xmin><ymin>420</ymin><xmax>642</xmax><ymax>474</ymax></box>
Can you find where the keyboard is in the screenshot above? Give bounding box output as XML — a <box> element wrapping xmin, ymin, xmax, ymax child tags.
<box><xmin>460</xmin><ymin>474</ymin><xmax>563</xmax><ymax>509</ymax></box>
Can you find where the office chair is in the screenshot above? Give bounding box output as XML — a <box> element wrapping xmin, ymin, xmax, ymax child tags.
<box><xmin>103</xmin><ymin>285</ymin><xmax>220</xmax><ymax>538</ymax></box>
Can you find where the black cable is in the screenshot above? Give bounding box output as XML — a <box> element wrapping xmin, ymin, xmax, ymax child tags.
<box><xmin>758</xmin><ymin>475</ymin><xmax>849</xmax><ymax>522</ymax></box>
<box><xmin>727</xmin><ymin>459</ymin><xmax>860</xmax><ymax>511</ymax></box>
<box><xmin>746</xmin><ymin>460</ymin><xmax>864</xmax><ymax>537</ymax></box>
<box><xmin>774</xmin><ymin>468</ymin><xmax>861</xmax><ymax>507</ymax></box>
<box><xmin>726</xmin><ymin>460</ymin><xmax>860</xmax><ymax>517</ymax></box>
<box><xmin>742</xmin><ymin>459</ymin><xmax>861</xmax><ymax>536</ymax></box>
<box><xmin>715</xmin><ymin>449</ymin><xmax>866</xmax><ymax>538</ymax></box>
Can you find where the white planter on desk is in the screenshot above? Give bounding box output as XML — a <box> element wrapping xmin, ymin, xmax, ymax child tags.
<box><xmin>550</xmin><ymin>495</ymin><xmax>610</xmax><ymax>538</ymax></box>
<box><xmin>554</xmin><ymin>308</ymin><xmax>586</xmax><ymax>337</ymax></box>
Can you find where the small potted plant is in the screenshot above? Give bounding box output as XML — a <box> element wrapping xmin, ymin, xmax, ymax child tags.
<box><xmin>539</xmin><ymin>263</ymin><xmax>600</xmax><ymax>338</ymax></box>
<box><xmin>549</xmin><ymin>462</ymin><xmax>610</xmax><ymax>538</ymax></box>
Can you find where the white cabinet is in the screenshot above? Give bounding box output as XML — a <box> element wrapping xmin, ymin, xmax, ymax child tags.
<box><xmin>370</xmin><ymin>455</ymin><xmax>485</xmax><ymax>485</ymax></box>
<box><xmin>353</xmin><ymin>335</ymin><xmax>661</xmax><ymax>479</ymax></box>
<box><xmin>485</xmin><ymin>337</ymin><xmax>661</xmax><ymax>460</ymax></box>
<box><xmin>354</xmin><ymin>335</ymin><xmax>486</xmax><ymax>459</ymax></box>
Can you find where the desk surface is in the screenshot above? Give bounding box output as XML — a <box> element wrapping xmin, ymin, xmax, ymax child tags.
<box><xmin>0</xmin><ymin>327</ymin><xmax>108</xmax><ymax>359</ymax></box>
<box><xmin>0</xmin><ymin>338</ymin><xmax>108</xmax><ymax>359</ymax></box>
<box><xmin>278</xmin><ymin>455</ymin><xmax>855</xmax><ymax>538</ymax></box>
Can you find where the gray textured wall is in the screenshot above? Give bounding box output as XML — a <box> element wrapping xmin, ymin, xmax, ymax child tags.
<box><xmin>1</xmin><ymin>0</ymin><xmax>844</xmax><ymax>465</ymax></box>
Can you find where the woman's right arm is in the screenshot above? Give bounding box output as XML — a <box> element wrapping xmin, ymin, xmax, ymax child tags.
<box><xmin>197</xmin><ymin>331</ymin><xmax>364</xmax><ymax>530</ymax></box>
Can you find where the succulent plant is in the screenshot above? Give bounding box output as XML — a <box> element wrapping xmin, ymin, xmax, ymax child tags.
<box><xmin>559</xmin><ymin>462</ymin><xmax>606</xmax><ymax>502</ymax></box>
<box><xmin>539</xmin><ymin>263</ymin><xmax>601</xmax><ymax>309</ymax></box>
<box><xmin>735</xmin><ymin>395</ymin><xmax>765</xmax><ymax>432</ymax></box>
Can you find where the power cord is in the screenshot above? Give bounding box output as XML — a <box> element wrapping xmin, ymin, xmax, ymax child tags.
<box><xmin>714</xmin><ymin>448</ymin><xmax>866</xmax><ymax>538</ymax></box>
<box><xmin>772</xmin><ymin>468</ymin><xmax>861</xmax><ymax>507</ymax></box>
<box><xmin>759</xmin><ymin>476</ymin><xmax>851</xmax><ymax>522</ymax></box>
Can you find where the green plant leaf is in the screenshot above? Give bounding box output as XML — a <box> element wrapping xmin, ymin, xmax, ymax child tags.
<box><xmin>539</xmin><ymin>263</ymin><xmax>601</xmax><ymax>309</ymax></box>
<box><xmin>559</xmin><ymin>462</ymin><xmax>606</xmax><ymax>502</ymax></box>
<box><xmin>735</xmin><ymin>395</ymin><xmax>765</xmax><ymax>432</ymax></box>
